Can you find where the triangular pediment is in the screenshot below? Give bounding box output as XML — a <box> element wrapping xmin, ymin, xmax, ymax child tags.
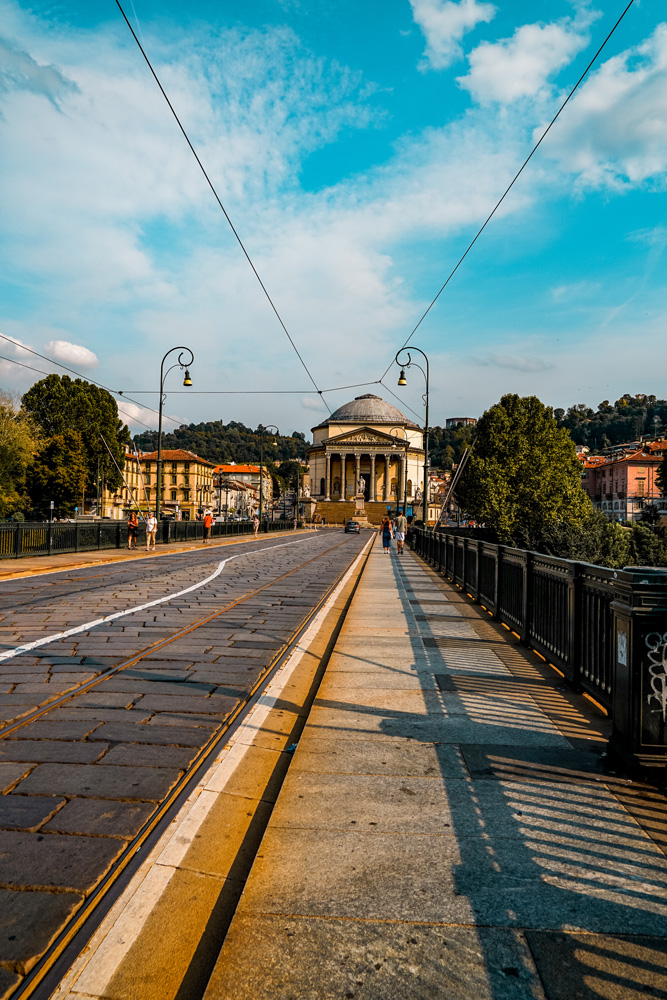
<box><xmin>325</xmin><ymin>427</ymin><xmax>406</xmax><ymax>447</ymax></box>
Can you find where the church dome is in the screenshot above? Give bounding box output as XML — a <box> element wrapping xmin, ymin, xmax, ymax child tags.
<box><xmin>313</xmin><ymin>393</ymin><xmax>420</xmax><ymax>430</ymax></box>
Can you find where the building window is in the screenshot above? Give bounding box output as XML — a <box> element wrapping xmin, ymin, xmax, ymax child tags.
<box><xmin>170</xmin><ymin>490</ymin><xmax>177</xmax><ymax>501</ymax></box>
<box><xmin>184</xmin><ymin>463</ymin><xmax>190</xmax><ymax>472</ymax></box>
<box><xmin>183</xmin><ymin>491</ymin><xmax>190</xmax><ymax>501</ymax></box>
<box><xmin>145</xmin><ymin>474</ymin><xmax>151</xmax><ymax>484</ymax></box>
<box><xmin>171</xmin><ymin>462</ymin><xmax>178</xmax><ymax>472</ymax></box>
<box><xmin>320</xmin><ymin>478</ymin><xmax>325</xmax><ymax>495</ymax></box>
<box><xmin>170</xmin><ymin>475</ymin><xmax>177</xmax><ymax>484</ymax></box>
<box><xmin>182</xmin><ymin>476</ymin><xmax>189</xmax><ymax>485</ymax></box>
<box><xmin>407</xmin><ymin>479</ymin><xmax>413</xmax><ymax>496</ymax></box>
<box><xmin>145</xmin><ymin>462</ymin><xmax>151</xmax><ymax>471</ymax></box>
<box><xmin>637</xmin><ymin>480</ymin><xmax>645</xmax><ymax>496</ymax></box>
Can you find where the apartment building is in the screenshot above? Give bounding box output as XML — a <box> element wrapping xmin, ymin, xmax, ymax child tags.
<box><xmin>581</xmin><ymin>441</ymin><xmax>666</xmax><ymax>522</ymax></box>
<box><xmin>102</xmin><ymin>448</ymin><xmax>215</xmax><ymax>520</ymax></box>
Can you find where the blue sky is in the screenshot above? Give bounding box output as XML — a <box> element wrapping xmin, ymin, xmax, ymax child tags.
<box><xmin>0</xmin><ymin>0</ymin><xmax>665</xmax><ymax>437</ymax></box>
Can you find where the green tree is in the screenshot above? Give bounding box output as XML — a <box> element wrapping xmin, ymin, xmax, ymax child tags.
<box><xmin>22</xmin><ymin>375</ymin><xmax>129</xmax><ymax>491</ymax></box>
<box><xmin>26</xmin><ymin>430</ymin><xmax>88</xmax><ymax>518</ymax></box>
<box><xmin>0</xmin><ymin>393</ymin><xmax>37</xmax><ymax>518</ymax></box>
<box><xmin>456</xmin><ymin>394</ymin><xmax>591</xmax><ymax>545</ymax></box>
<box><xmin>657</xmin><ymin>453</ymin><xmax>667</xmax><ymax>497</ymax></box>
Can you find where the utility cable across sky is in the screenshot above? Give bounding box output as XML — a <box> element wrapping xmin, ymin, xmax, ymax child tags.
<box><xmin>378</xmin><ymin>0</ymin><xmax>637</xmax><ymax>384</ymax></box>
<box><xmin>116</xmin><ymin>0</ymin><xmax>331</xmax><ymax>413</ymax></box>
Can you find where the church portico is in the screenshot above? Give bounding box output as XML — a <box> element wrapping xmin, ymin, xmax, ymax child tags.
<box><xmin>308</xmin><ymin>394</ymin><xmax>424</xmax><ymax>521</ymax></box>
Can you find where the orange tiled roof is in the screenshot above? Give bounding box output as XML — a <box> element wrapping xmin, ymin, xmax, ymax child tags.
<box><xmin>216</xmin><ymin>464</ymin><xmax>264</xmax><ymax>474</ymax></box>
<box><xmin>139</xmin><ymin>449</ymin><xmax>215</xmax><ymax>466</ymax></box>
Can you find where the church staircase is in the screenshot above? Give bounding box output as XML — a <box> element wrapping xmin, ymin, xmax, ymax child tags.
<box><xmin>313</xmin><ymin>501</ymin><xmax>393</xmax><ymax>526</ymax></box>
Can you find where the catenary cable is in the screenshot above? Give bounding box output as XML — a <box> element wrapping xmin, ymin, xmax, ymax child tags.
<box><xmin>378</xmin><ymin>0</ymin><xmax>637</xmax><ymax>381</ymax></box>
<box><xmin>0</xmin><ymin>332</ymin><xmax>180</xmax><ymax>427</ymax></box>
<box><xmin>115</xmin><ymin>1</ymin><xmax>330</xmax><ymax>412</ymax></box>
<box><xmin>0</xmin><ymin>352</ymin><xmax>155</xmax><ymax>430</ymax></box>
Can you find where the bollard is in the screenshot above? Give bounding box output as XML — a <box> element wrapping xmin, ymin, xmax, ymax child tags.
<box><xmin>610</xmin><ymin>567</ymin><xmax>667</xmax><ymax>771</ymax></box>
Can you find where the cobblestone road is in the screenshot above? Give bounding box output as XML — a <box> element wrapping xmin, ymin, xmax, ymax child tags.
<box><xmin>0</xmin><ymin>530</ymin><xmax>366</xmax><ymax>997</ymax></box>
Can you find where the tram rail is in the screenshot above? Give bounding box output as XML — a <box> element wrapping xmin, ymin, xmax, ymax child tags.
<box><xmin>3</xmin><ymin>532</ymin><xmax>375</xmax><ymax>1000</ymax></box>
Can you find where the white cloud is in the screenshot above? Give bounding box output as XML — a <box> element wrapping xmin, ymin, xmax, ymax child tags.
<box><xmin>0</xmin><ymin>35</ymin><xmax>76</xmax><ymax>102</ymax></box>
<box><xmin>300</xmin><ymin>395</ymin><xmax>327</xmax><ymax>410</ymax></box>
<box><xmin>410</xmin><ymin>0</ymin><xmax>496</xmax><ymax>71</ymax></box>
<box><xmin>458</xmin><ymin>18</ymin><xmax>589</xmax><ymax>103</ymax></box>
<box><xmin>551</xmin><ymin>280</ymin><xmax>601</xmax><ymax>302</ymax></box>
<box><xmin>537</xmin><ymin>23</ymin><xmax>667</xmax><ymax>189</ymax></box>
<box><xmin>44</xmin><ymin>339</ymin><xmax>98</xmax><ymax>368</ymax></box>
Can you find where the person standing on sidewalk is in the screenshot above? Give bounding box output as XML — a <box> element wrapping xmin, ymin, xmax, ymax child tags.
<box><xmin>203</xmin><ymin>509</ymin><xmax>213</xmax><ymax>544</ymax></box>
<box><xmin>394</xmin><ymin>511</ymin><xmax>407</xmax><ymax>555</ymax></box>
<box><xmin>253</xmin><ymin>514</ymin><xmax>260</xmax><ymax>538</ymax></box>
<box><xmin>127</xmin><ymin>511</ymin><xmax>139</xmax><ymax>550</ymax></box>
<box><xmin>380</xmin><ymin>516</ymin><xmax>393</xmax><ymax>554</ymax></box>
<box><xmin>146</xmin><ymin>511</ymin><xmax>157</xmax><ymax>551</ymax></box>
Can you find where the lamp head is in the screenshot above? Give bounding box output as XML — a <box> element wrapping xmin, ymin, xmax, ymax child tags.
<box><xmin>398</xmin><ymin>368</ymin><xmax>407</xmax><ymax>386</ymax></box>
<box><xmin>183</xmin><ymin>369</ymin><xmax>192</xmax><ymax>387</ymax></box>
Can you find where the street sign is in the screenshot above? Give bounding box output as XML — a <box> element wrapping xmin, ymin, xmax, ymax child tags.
<box><xmin>50</xmin><ymin>501</ymin><xmax>55</xmax><ymax>510</ymax></box>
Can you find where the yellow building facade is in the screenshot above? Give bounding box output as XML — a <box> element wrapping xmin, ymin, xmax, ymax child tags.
<box><xmin>102</xmin><ymin>448</ymin><xmax>215</xmax><ymax>521</ymax></box>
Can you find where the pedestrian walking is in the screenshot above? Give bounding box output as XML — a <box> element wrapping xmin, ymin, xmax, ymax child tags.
<box><xmin>203</xmin><ymin>510</ymin><xmax>213</xmax><ymax>544</ymax></box>
<box><xmin>380</xmin><ymin>516</ymin><xmax>393</xmax><ymax>554</ymax></box>
<box><xmin>146</xmin><ymin>512</ymin><xmax>157</xmax><ymax>551</ymax></box>
<box><xmin>253</xmin><ymin>514</ymin><xmax>260</xmax><ymax>538</ymax></box>
<box><xmin>395</xmin><ymin>511</ymin><xmax>407</xmax><ymax>555</ymax></box>
<box><xmin>127</xmin><ymin>511</ymin><xmax>139</xmax><ymax>549</ymax></box>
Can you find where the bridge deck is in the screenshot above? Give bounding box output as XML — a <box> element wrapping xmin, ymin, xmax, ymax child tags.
<box><xmin>48</xmin><ymin>536</ymin><xmax>667</xmax><ymax>1000</ymax></box>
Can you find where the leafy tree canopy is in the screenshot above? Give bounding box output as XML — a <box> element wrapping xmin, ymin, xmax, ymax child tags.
<box><xmin>133</xmin><ymin>420</ymin><xmax>308</xmax><ymax>465</ymax></box>
<box><xmin>22</xmin><ymin>375</ymin><xmax>129</xmax><ymax>490</ymax></box>
<box><xmin>0</xmin><ymin>392</ymin><xmax>37</xmax><ymax>518</ymax></box>
<box><xmin>554</xmin><ymin>392</ymin><xmax>667</xmax><ymax>452</ymax></box>
<box><xmin>26</xmin><ymin>430</ymin><xmax>88</xmax><ymax>519</ymax></box>
<box><xmin>456</xmin><ymin>394</ymin><xmax>591</xmax><ymax>544</ymax></box>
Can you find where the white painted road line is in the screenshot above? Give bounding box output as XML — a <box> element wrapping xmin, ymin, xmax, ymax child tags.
<box><xmin>0</xmin><ymin>535</ymin><xmax>316</xmax><ymax>664</ymax></box>
<box><xmin>50</xmin><ymin>534</ymin><xmax>373</xmax><ymax>1000</ymax></box>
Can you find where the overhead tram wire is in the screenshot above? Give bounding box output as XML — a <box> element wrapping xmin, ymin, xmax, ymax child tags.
<box><xmin>0</xmin><ymin>332</ymin><xmax>180</xmax><ymax>427</ymax></box>
<box><xmin>115</xmin><ymin>1</ymin><xmax>330</xmax><ymax>414</ymax></box>
<box><xmin>378</xmin><ymin>0</ymin><xmax>637</xmax><ymax>382</ymax></box>
<box><xmin>0</xmin><ymin>353</ymin><xmax>155</xmax><ymax>430</ymax></box>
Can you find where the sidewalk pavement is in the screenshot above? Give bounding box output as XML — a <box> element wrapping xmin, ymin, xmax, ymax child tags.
<box><xmin>0</xmin><ymin>528</ymin><xmax>312</xmax><ymax>581</ymax></box>
<box><xmin>204</xmin><ymin>537</ymin><xmax>667</xmax><ymax>1000</ymax></box>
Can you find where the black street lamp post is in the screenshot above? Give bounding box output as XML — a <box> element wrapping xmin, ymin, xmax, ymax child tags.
<box><xmin>155</xmin><ymin>347</ymin><xmax>194</xmax><ymax>522</ymax></box>
<box><xmin>258</xmin><ymin>424</ymin><xmax>279</xmax><ymax>523</ymax></box>
<box><xmin>395</xmin><ymin>347</ymin><xmax>429</xmax><ymax>525</ymax></box>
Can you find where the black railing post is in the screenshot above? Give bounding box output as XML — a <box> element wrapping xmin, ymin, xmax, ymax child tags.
<box><xmin>519</xmin><ymin>551</ymin><xmax>532</xmax><ymax>644</ymax></box>
<box><xmin>609</xmin><ymin>567</ymin><xmax>667</xmax><ymax>770</ymax></box>
<box><xmin>97</xmin><ymin>522</ymin><xmax>102</xmax><ymax>550</ymax></box>
<box><xmin>14</xmin><ymin>524</ymin><xmax>21</xmax><ymax>558</ymax></box>
<box><xmin>74</xmin><ymin>523</ymin><xmax>80</xmax><ymax>553</ymax></box>
<box><xmin>569</xmin><ymin>563</ymin><xmax>583</xmax><ymax>689</ymax></box>
<box><xmin>47</xmin><ymin>521</ymin><xmax>53</xmax><ymax>556</ymax></box>
<box><xmin>493</xmin><ymin>545</ymin><xmax>503</xmax><ymax>620</ymax></box>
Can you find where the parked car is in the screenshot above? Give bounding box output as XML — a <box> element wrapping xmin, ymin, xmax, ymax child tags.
<box><xmin>345</xmin><ymin>519</ymin><xmax>361</xmax><ymax>534</ymax></box>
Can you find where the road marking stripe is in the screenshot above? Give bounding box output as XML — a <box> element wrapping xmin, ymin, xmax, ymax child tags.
<box><xmin>51</xmin><ymin>535</ymin><xmax>373</xmax><ymax>1000</ymax></box>
<box><xmin>0</xmin><ymin>536</ymin><xmax>315</xmax><ymax>664</ymax></box>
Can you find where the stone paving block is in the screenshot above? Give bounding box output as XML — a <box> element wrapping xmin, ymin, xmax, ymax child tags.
<box><xmin>0</xmin><ymin>763</ymin><xmax>33</xmax><ymax>793</ymax></box>
<box><xmin>0</xmin><ymin>694</ymin><xmax>42</xmax><ymax>707</ymax></box>
<box><xmin>0</xmin><ymin>967</ymin><xmax>21</xmax><ymax>1000</ymax></box>
<box><xmin>145</xmin><ymin>713</ymin><xmax>221</xmax><ymax>729</ymax></box>
<box><xmin>99</xmin><ymin>677</ymin><xmax>216</xmax><ymax>695</ymax></box>
<box><xmin>137</xmin><ymin>694</ymin><xmax>238</xmax><ymax>715</ymax></box>
<box><xmin>272</xmin><ymin>772</ymin><xmax>456</xmax><ymax>836</ymax></box>
<box><xmin>0</xmin><ymin>888</ymin><xmax>83</xmax><ymax>975</ymax></box>
<box><xmin>524</xmin><ymin>930</ymin><xmax>667</xmax><ymax>1000</ymax></box>
<box><xmin>0</xmin><ymin>830</ymin><xmax>123</xmax><ymax>891</ymax></box>
<box><xmin>68</xmin><ymin>692</ymin><xmax>138</xmax><ymax>710</ymax></box>
<box><xmin>46</xmin><ymin>708</ymin><xmax>153</xmax><ymax>724</ymax></box>
<box><xmin>92</xmin><ymin>868</ymin><xmax>238</xmax><ymax>1000</ymax></box>
<box><xmin>0</xmin><ymin>795</ymin><xmax>65</xmax><ymax>831</ymax></box>
<box><xmin>99</xmin><ymin>744</ymin><xmax>196</xmax><ymax>769</ymax></box>
<box><xmin>238</xmin><ymin>826</ymin><xmax>473</xmax><ymax>924</ymax></box>
<box><xmin>461</xmin><ymin>745</ymin><xmax>606</xmax><ymax>784</ymax></box>
<box><xmin>9</xmin><ymin>720</ymin><xmax>101</xmax><ymax>741</ymax></box>
<box><xmin>0</xmin><ymin>741</ymin><xmax>108</xmax><ymax>764</ymax></box>
<box><xmin>207</xmin><ymin>746</ymin><xmax>290</xmax><ymax>804</ymax></box>
<box><xmin>44</xmin><ymin>798</ymin><xmax>155</xmax><ymax>839</ymax></box>
<box><xmin>205</xmin><ymin>916</ymin><xmax>545</xmax><ymax>1000</ymax></box>
<box><xmin>89</xmin><ymin>722</ymin><xmax>214</xmax><ymax>746</ymax></box>
<box><xmin>291</xmin><ymin>735</ymin><xmax>465</xmax><ymax>778</ymax></box>
<box><xmin>15</xmin><ymin>762</ymin><xmax>181</xmax><ymax>801</ymax></box>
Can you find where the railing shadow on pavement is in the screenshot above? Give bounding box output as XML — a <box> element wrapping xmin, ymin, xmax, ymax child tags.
<box><xmin>309</xmin><ymin>549</ymin><xmax>667</xmax><ymax>999</ymax></box>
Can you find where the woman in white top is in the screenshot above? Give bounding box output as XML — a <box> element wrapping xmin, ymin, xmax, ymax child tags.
<box><xmin>146</xmin><ymin>512</ymin><xmax>158</xmax><ymax>551</ymax></box>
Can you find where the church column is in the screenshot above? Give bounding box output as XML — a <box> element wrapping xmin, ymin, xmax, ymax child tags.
<box><xmin>370</xmin><ymin>454</ymin><xmax>376</xmax><ymax>501</ymax></box>
<box><xmin>383</xmin><ymin>453</ymin><xmax>391</xmax><ymax>502</ymax></box>
<box><xmin>399</xmin><ymin>453</ymin><xmax>406</xmax><ymax>509</ymax></box>
<box><xmin>355</xmin><ymin>453</ymin><xmax>361</xmax><ymax>495</ymax></box>
<box><xmin>325</xmin><ymin>452</ymin><xmax>331</xmax><ymax>501</ymax></box>
<box><xmin>340</xmin><ymin>453</ymin><xmax>347</xmax><ymax>499</ymax></box>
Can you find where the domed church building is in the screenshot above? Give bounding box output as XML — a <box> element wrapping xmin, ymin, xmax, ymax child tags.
<box><xmin>307</xmin><ymin>394</ymin><xmax>425</xmax><ymax>523</ymax></box>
